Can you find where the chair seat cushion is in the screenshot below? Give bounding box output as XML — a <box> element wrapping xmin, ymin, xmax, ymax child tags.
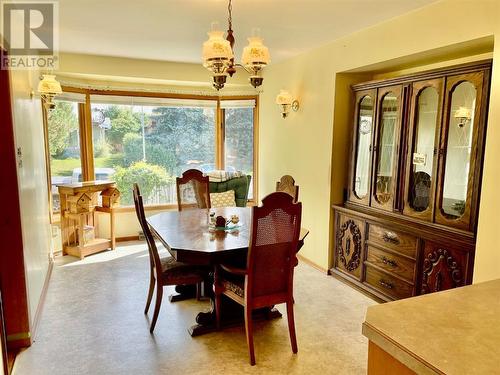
<box><xmin>160</xmin><ymin>257</ymin><xmax>206</xmax><ymax>283</ymax></box>
<box><xmin>221</xmin><ymin>274</ymin><xmax>245</xmax><ymax>298</ymax></box>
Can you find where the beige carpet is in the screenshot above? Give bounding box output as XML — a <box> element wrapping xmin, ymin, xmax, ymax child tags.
<box><xmin>13</xmin><ymin>241</ymin><xmax>375</xmax><ymax>375</ymax></box>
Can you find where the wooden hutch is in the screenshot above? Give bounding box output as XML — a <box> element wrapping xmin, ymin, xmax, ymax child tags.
<box><xmin>332</xmin><ymin>60</ymin><xmax>491</xmax><ymax>301</ymax></box>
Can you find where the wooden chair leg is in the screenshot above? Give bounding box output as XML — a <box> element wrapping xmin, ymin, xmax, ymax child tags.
<box><xmin>286</xmin><ymin>300</ymin><xmax>298</xmax><ymax>354</ymax></box>
<box><xmin>215</xmin><ymin>291</ymin><xmax>222</xmax><ymax>330</ymax></box>
<box><xmin>144</xmin><ymin>272</ymin><xmax>155</xmax><ymax>314</ymax></box>
<box><xmin>150</xmin><ymin>285</ymin><xmax>163</xmax><ymax>333</ymax></box>
<box><xmin>245</xmin><ymin>304</ymin><xmax>256</xmax><ymax>366</ymax></box>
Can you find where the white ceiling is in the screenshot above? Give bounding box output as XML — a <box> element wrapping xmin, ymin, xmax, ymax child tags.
<box><xmin>59</xmin><ymin>0</ymin><xmax>438</xmax><ymax>64</ymax></box>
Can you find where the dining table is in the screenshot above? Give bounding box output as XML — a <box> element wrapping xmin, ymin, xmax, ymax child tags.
<box><xmin>147</xmin><ymin>206</ymin><xmax>309</xmax><ymax>336</ymax></box>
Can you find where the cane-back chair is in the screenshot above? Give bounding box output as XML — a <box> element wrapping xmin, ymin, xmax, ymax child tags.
<box><xmin>276</xmin><ymin>175</ymin><xmax>299</xmax><ymax>203</ymax></box>
<box><xmin>133</xmin><ymin>183</ymin><xmax>206</xmax><ymax>333</ymax></box>
<box><xmin>176</xmin><ymin>169</ymin><xmax>211</xmax><ymax>211</ymax></box>
<box><xmin>214</xmin><ymin>192</ymin><xmax>302</xmax><ymax>365</ymax></box>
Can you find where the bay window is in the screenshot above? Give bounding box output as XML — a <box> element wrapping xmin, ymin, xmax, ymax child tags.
<box><xmin>44</xmin><ymin>89</ymin><xmax>258</xmax><ymax>213</ymax></box>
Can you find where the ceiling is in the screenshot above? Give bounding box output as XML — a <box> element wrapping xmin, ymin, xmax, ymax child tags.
<box><xmin>59</xmin><ymin>0</ymin><xmax>438</xmax><ymax>64</ymax></box>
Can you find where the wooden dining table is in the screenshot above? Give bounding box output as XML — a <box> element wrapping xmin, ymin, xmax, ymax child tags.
<box><xmin>147</xmin><ymin>206</ymin><xmax>309</xmax><ymax>336</ymax></box>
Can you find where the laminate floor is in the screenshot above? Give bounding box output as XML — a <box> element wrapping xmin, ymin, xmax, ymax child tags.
<box><xmin>13</xmin><ymin>241</ymin><xmax>375</xmax><ymax>375</ymax></box>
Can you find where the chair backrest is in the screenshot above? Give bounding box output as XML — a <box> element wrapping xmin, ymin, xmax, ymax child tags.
<box><xmin>176</xmin><ymin>169</ymin><xmax>211</xmax><ymax>211</ymax></box>
<box><xmin>246</xmin><ymin>192</ymin><xmax>302</xmax><ymax>300</ymax></box>
<box><xmin>276</xmin><ymin>175</ymin><xmax>299</xmax><ymax>203</ymax></box>
<box><xmin>133</xmin><ymin>183</ymin><xmax>162</xmax><ymax>276</ymax></box>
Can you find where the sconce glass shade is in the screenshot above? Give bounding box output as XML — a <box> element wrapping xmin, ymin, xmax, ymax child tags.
<box><xmin>241</xmin><ymin>36</ymin><xmax>270</xmax><ymax>68</ymax></box>
<box><xmin>276</xmin><ymin>90</ymin><xmax>293</xmax><ymax>105</ymax></box>
<box><xmin>202</xmin><ymin>30</ymin><xmax>233</xmax><ymax>69</ymax></box>
<box><xmin>37</xmin><ymin>74</ymin><xmax>62</xmax><ymax>95</ymax></box>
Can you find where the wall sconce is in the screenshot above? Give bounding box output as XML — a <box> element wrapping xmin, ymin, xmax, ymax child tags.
<box><xmin>454</xmin><ymin>106</ymin><xmax>471</xmax><ymax>128</ymax></box>
<box><xmin>37</xmin><ymin>74</ymin><xmax>62</xmax><ymax>111</ymax></box>
<box><xmin>276</xmin><ymin>89</ymin><xmax>299</xmax><ymax>119</ymax></box>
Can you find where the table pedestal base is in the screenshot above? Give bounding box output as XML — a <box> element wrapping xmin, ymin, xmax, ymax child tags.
<box><xmin>188</xmin><ymin>297</ymin><xmax>282</xmax><ymax>337</ymax></box>
<box><xmin>169</xmin><ymin>284</ymin><xmax>197</xmax><ymax>302</ymax></box>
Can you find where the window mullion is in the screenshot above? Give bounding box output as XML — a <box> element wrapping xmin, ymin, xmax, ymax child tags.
<box><xmin>80</xmin><ymin>93</ymin><xmax>95</xmax><ymax>181</ymax></box>
<box><xmin>253</xmin><ymin>97</ymin><xmax>259</xmax><ymax>202</ymax></box>
<box><xmin>216</xmin><ymin>99</ymin><xmax>225</xmax><ymax>170</ymax></box>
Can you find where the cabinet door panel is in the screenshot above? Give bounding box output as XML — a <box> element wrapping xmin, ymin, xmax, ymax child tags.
<box><xmin>372</xmin><ymin>86</ymin><xmax>402</xmax><ymax>211</ymax></box>
<box><xmin>349</xmin><ymin>89</ymin><xmax>376</xmax><ymax>206</ymax></box>
<box><xmin>436</xmin><ymin>72</ymin><xmax>485</xmax><ymax>230</ymax></box>
<box><xmin>420</xmin><ymin>241</ymin><xmax>471</xmax><ymax>294</ymax></box>
<box><xmin>335</xmin><ymin>213</ymin><xmax>365</xmax><ymax>280</ymax></box>
<box><xmin>403</xmin><ymin>79</ymin><xmax>443</xmax><ymax>220</ymax></box>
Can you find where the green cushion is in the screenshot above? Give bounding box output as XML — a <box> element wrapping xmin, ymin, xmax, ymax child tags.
<box><xmin>209</xmin><ymin>175</ymin><xmax>251</xmax><ymax>207</ymax></box>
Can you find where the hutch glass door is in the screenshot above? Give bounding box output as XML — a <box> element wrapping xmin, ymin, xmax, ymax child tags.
<box><xmin>372</xmin><ymin>86</ymin><xmax>401</xmax><ymax>211</ymax></box>
<box><xmin>404</xmin><ymin>79</ymin><xmax>443</xmax><ymax>220</ymax></box>
<box><xmin>436</xmin><ymin>72</ymin><xmax>485</xmax><ymax>230</ymax></box>
<box><xmin>351</xmin><ymin>90</ymin><xmax>375</xmax><ymax>205</ymax></box>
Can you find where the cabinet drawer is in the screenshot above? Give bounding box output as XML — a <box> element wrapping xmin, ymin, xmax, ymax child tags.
<box><xmin>366</xmin><ymin>246</ymin><xmax>416</xmax><ymax>283</ymax></box>
<box><xmin>364</xmin><ymin>265</ymin><xmax>413</xmax><ymax>300</ymax></box>
<box><xmin>368</xmin><ymin>224</ymin><xmax>417</xmax><ymax>258</ymax></box>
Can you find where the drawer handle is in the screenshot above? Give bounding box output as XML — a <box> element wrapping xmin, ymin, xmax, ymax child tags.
<box><xmin>379</xmin><ymin>279</ymin><xmax>394</xmax><ymax>289</ymax></box>
<box><xmin>382</xmin><ymin>231</ymin><xmax>400</xmax><ymax>245</ymax></box>
<box><xmin>382</xmin><ymin>256</ymin><xmax>398</xmax><ymax>268</ymax></box>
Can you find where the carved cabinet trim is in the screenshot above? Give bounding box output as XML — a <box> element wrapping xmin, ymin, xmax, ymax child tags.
<box><xmin>334</xmin><ymin>214</ymin><xmax>365</xmax><ymax>280</ymax></box>
<box><xmin>420</xmin><ymin>242</ymin><xmax>470</xmax><ymax>295</ymax></box>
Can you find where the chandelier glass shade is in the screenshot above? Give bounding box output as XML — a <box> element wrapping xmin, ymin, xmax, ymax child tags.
<box><xmin>201</xmin><ymin>0</ymin><xmax>270</xmax><ymax>90</ymax></box>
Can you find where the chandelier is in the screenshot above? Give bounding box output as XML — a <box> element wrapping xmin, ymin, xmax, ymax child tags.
<box><xmin>202</xmin><ymin>0</ymin><xmax>270</xmax><ymax>90</ymax></box>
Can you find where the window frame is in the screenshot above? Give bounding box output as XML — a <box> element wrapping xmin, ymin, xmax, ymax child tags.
<box><xmin>43</xmin><ymin>87</ymin><xmax>258</xmax><ymax>215</ymax></box>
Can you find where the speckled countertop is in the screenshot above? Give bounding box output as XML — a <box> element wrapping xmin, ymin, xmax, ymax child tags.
<box><xmin>362</xmin><ymin>279</ymin><xmax>500</xmax><ymax>375</ymax></box>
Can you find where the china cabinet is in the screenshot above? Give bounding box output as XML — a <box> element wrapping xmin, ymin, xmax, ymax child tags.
<box><xmin>332</xmin><ymin>61</ymin><xmax>491</xmax><ymax>301</ymax></box>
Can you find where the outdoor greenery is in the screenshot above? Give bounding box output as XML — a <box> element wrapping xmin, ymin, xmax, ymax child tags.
<box><xmin>104</xmin><ymin>107</ymin><xmax>141</xmax><ymax>150</ymax></box>
<box><xmin>113</xmin><ymin>161</ymin><xmax>173</xmax><ymax>205</ymax></box>
<box><xmin>224</xmin><ymin>108</ymin><xmax>254</xmax><ymax>174</ymax></box>
<box><xmin>47</xmin><ymin>101</ymin><xmax>78</xmax><ymax>157</ymax></box>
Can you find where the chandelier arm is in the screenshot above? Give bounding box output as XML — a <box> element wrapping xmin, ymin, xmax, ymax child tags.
<box><xmin>233</xmin><ymin>63</ymin><xmax>251</xmax><ymax>74</ymax></box>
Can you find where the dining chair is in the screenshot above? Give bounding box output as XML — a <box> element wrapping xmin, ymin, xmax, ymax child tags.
<box><xmin>276</xmin><ymin>175</ymin><xmax>299</xmax><ymax>203</ymax></box>
<box><xmin>214</xmin><ymin>192</ymin><xmax>302</xmax><ymax>365</ymax></box>
<box><xmin>133</xmin><ymin>183</ymin><xmax>207</xmax><ymax>333</ymax></box>
<box><xmin>176</xmin><ymin>169</ymin><xmax>211</xmax><ymax>211</ymax></box>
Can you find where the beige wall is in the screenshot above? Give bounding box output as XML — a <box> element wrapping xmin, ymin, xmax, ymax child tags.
<box><xmin>10</xmin><ymin>69</ymin><xmax>53</xmax><ymax>325</ymax></box>
<box><xmin>258</xmin><ymin>0</ymin><xmax>500</xmax><ymax>281</ymax></box>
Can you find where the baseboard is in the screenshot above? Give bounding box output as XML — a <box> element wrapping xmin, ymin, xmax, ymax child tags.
<box><xmin>329</xmin><ymin>269</ymin><xmax>385</xmax><ymax>303</ymax></box>
<box><xmin>116</xmin><ymin>235</ymin><xmax>140</xmax><ymax>242</ymax></box>
<box><xmin>297</xmin><ymin>254</ymin><xmax>329</xmax><ymax>274</ymax></box>
<box><xmin>31</xmin><ymin>258</ymin><xmax>53</xmax><ymax>342</ymax></box>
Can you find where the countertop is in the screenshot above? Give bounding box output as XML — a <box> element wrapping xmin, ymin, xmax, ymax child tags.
<box><xmin>362</xmin><ymin>279</ymin><xmax>500</xmax><ymax>374</ymax></box>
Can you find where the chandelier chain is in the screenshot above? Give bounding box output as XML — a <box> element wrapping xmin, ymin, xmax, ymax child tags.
<box><xmin>227</xmin><ymin>0</ymin><xmax>232</xmax><ymax>30</ymax></box>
